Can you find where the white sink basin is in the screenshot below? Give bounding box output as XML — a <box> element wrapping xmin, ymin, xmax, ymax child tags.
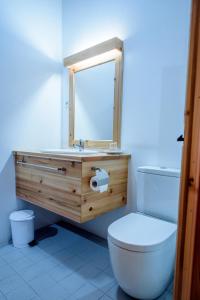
<box><xmin>40</xmin><ymin>148</ymin><xmax>98</xmax><ymax>155</ymax></box>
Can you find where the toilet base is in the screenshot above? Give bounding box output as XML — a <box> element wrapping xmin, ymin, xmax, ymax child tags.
<box><xmin>108</xmin><ymin>237</ymin><xmax>176</xmax><ymax>299</ymax></box>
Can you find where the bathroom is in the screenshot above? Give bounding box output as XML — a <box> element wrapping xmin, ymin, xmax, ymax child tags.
<box><xmin>0</xmin><ymin>0</ymin><xmax>195</xmax><ymax>299</ymax></box>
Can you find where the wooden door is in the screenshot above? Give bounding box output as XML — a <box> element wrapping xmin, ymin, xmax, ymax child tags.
<box><xmin>174</xmin><ymin>0</ymin><xmax>200</xmax><ymax>298</ymax></box>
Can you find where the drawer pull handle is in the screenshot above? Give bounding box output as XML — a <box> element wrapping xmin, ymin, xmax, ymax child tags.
<box><xmin>16</xmin><ymin>160</ymin><xmax>66</xmax><ymax>174</ymax></box>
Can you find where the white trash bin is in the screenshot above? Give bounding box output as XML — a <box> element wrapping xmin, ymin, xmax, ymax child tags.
<box><xmin>9</xmin><ymin>210</ymin><xmax>35</xmax><ymax>248</ymax></box>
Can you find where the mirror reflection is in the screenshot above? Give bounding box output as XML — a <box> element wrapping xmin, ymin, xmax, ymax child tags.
<box><xmin>74</xmin><ymin>61</ymin><xmax>115</xmax><ymax>141</ymax></box>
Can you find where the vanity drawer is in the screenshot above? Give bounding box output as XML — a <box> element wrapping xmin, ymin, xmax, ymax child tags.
<box><xmin>15</xmin><ymin>155</ymin><xmax>82</xmax><ymax>221</ymax></box>
<box><xmin>15</xmin><ymin>155</ymin><xmax>82</xmax><ymax>179</ymax></box>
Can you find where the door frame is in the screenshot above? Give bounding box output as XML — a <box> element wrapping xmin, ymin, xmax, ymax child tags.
<box><xmin>174</xmin><ymin>0</ymin><xmax>200</xmax><ymax>298</ymax></box>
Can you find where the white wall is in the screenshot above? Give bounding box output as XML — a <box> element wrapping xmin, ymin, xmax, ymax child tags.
<box><xmin>62</xmin><ymin>0</ymin><xmax>191</xmax><ymax>238</ymax></box>
<box><xmin>0</xmin><ymin>0</ymin><xmax>62</xmax><ymax>245</ymax></box>
<box><xmin>0</xmin><ymin>0</ymin><xmax>192</xmax><ymax>244</ymax></box>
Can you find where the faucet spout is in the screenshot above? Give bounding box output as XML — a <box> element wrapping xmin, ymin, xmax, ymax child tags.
<box><xmin>73</xmin><ymin>139</ymin><xmax>85</xmax><ymax>151</ymax></box>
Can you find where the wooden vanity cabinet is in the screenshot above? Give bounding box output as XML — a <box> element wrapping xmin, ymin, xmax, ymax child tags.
<box><xmin>14</xmin><ymin>152</ymin><xmax>130</xmax><ymax>223</ymax></box>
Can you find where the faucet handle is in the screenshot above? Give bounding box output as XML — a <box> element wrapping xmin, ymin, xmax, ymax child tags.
<box><xmin>73</xmin><ymin>139</ymin><xmax>85</xmax><ymax>151</ymax></box>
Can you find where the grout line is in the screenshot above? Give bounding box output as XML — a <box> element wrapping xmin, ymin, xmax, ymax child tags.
<box><xmin>0</xmin><ymin>227</ymin><xmax>173</xmax><ymax>300</ymax></box>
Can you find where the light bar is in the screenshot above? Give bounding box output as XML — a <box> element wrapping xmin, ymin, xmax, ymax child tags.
<box><xmin>69</xmin><ymin>49</ymin><xmax>122</xmax><ymax>72</ymax></box>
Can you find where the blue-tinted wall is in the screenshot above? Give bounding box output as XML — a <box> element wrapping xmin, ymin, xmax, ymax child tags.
<box><xmin>62</xmin><ymin>0</ymin><xmax>191</xmax><ymax>237</ymax></box>
<box><xmin>0</xmin><ymin>0</ymin><xmax>62</xmax><ymax>244</ymax></box>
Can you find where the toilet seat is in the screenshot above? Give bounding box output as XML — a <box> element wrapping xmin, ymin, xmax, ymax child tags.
<box><xmin>108</xmin><ymin>213</ymin><xmax>177</xmax><ymax>252</ymax></box>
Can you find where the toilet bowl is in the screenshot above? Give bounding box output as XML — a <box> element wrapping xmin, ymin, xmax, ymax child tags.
<box><xmin>108</xmin><ymin>213</ymin><xmax>177</xmax><ymax>299</ymax></box>
<box><xmin>108</xmin><ymin>166</ymin><xmax>180</xmax><ymax>299</ymax></box>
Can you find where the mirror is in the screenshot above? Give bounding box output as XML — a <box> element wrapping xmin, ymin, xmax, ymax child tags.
<box><xmin>64</xmin><ymin>37</ymin><xmax>123</xmax><ymax>149</ymax></box>
<box><xmin>74</xmin><ymin>61</ymin><xmax>115</xmax><ymax>141</ymax></box>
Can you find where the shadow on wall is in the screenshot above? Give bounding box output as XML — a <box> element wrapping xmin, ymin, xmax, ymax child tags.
<box><xmin>0</xmin><ymin>155</ymin><xmax>61</xmax><ymax>245</ymax></box>
<box><xmin>0</xmin><ymin>19</ymin><xmax>60</xmax><ymax>104</ymax></box>
<box><xmin>0</xmin><ymin>20</ymin><xmax>61</xmax><ymax>171</ymax></box>
<box><xmin>23</xmin><ymin>202</ymin><xmax>61</xmax><ymax>231</ymax></box>
<box><xmin>0</xmin><ymin>156</ymin><xmax>20</xmax><ymax>245</ymax></box>
<box><xmin>0</xmin><ymin>18</ymin><xmax>62</xmax><ymax>244</ymax></box>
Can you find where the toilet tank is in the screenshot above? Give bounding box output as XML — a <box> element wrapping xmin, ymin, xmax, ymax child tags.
<box><xmin>137</xmin><ymin>166</ymin><xmax>180</xmax><ymax>223</ymax></box>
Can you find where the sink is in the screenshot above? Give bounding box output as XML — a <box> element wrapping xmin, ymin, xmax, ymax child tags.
<box><xmin>40</xmin><ymin>148</ymin><xmax>98</xmax><ymax>155</ymax></box>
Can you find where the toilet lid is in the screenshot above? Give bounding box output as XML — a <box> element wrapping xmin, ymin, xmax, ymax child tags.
<box><xmin>108</xmin><ymin>213</ymin><xmax>177</xmax><ymax>252</ymax></box>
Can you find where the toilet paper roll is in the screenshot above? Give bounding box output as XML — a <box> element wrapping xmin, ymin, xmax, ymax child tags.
<box><xmin>90</xmin><ymin>169</ymin><xmax>109</xmax><ymax>193</ymax></box>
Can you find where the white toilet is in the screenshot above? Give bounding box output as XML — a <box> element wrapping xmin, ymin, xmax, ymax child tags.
<box><xmin>108</xmin><ymin>166</ymin><xmax>180</xmax><ymax>299</ymax></box>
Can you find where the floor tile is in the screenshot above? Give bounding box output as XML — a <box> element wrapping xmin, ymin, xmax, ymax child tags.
<box><xmin>59</xmin><ymin>238</ymin><xmax>79</xmax><ymax>249</ymax></box>
<box><xmin>5</xmin><ymin>284</ymin><xmax>37</xmax><ymax>300</ymax></box>
<box><xmin>30</xmin><ymin>296</ymin><xmax>41</xmax><ymax>300</ymax></box>
<box><xmin>18</xmin><ymin>264</ymin><xmax>45</xmax><ymax>282</ymax></box>
<box><xmin>39</xmin><ymin>242</ymin><xmax>65</xmax><ymax>256</ymax></box>
<box><xmin>78</xmin><ymin>243</ymin><xmax>104</xmax><ymax>260</ymax></box>
<box><xmin>0</xmin><ymin>225</ymin><xmax>174</xmax><ymax>300</ymax></box>
<box><xmin>106</xmin><ymin>283</ymin><xmax>174</xmax><ymax>300</ymax></box>
<box><xmin>29</xmin><ymin>274</ymin><xmax>56</xmax><ymax>294</ymax></box>
<box><xmin>0</xmin><ymin>274</ymin><xmax>27</xmax><ymax>295</ymax></box>
<box><xmin>73</xmin><ymin>282</ymin><xmax>104</xmax><ymax>300</ymax></box>
<box><xmin>106</xmin><ymin>284</ymin><xmax>133</xmax><ymax>300</ymax></box>
<box><xmin>100</xmin><ymin>295</ymin><xmax>112</xmax><ymax>300</ymax></box>
<box><xmin>63</xmin><ymin>255</ymin><xmax>87</xmax><ymax>271</ymax></box>
<box><xmin>111</xmin><ymin>285</ymin><xmax>137</xmax><ymax>299</ymax></box>
<box><xmin>50</xmin><ymin>263</ymin><xmax>73</xmax><ymax>282</ymax></box>
<box><xmin>59</xmin><ymin>272</ymin><xmax>86</xmax><ymax>294</ymax></box>
<box><xmin>66</xmin><ymin>239</ymin><xmax>91</xmax><ymax>256</ymax></box>
<box><xmin>0</xmin><ymin>291</ymin><xmax>5</xmax><ymax>300</ymax></box>
<box><xmin>0</xmin><ymin>257</ymin><xmax>6</xmax><ymax>267</ymax></box>
<box><xmin>36</xmin><ymin>283</ymin><xmax>70</xmax><ymax>300</ymax></box>
<box><xmin>19</xmin><ymin>257</ymin><xmax>58</xmax><ymax>281</ymax></box>
<box><xmin>77</xmin><ymin>263</ymin><xmax>102</xmax><ymax>281</ymax></box>
<box><xmin>38</xmin><ymin>238</ymin><xmax>54</xmax><ymax>249</ymax></box>
<box><xmin>20</xmin><ymin>247</ymin><xmax>48</xmax><ymax>263</ymax></box>
<box><xmin>0</xmin><ymin>248</ymin><xmax>24</xmax><ymax>263</ymax></box>
<box><xmin>89</xmin><ymin>248</ymin><xmax>111</xmax><ymax>270</ymax></box>
<box><xmin>0</xmin><ymin>245</ymin><xmax>15</xmax><ymax>256</ymax></box>
<box><xmin>91</xmin><ymin>254</ymin><xmax>110</xmax><ymax>270</ymax></box>
<box><xmin>9</xmin><ymin>256</ymin><xmax>34</xmax><ymax>272</ymax></box>
<box><xmin>91</xmin><ymin>271</ymin><xmax>116</xmax><ymax>293</ymax></box>
<box><xmin>0</xmin><ymin>264</ymin><xmax>16</xmax><ymax>280</ymax></box>
<box><xmin>104</xmin><ymin>264</ymin><xmax>114</xmax><ymax>277</ymax></box>
<box><xmin>52</xmin><ymin>248</ymin><xmax>74</xmax><ymax>263</ymax></box>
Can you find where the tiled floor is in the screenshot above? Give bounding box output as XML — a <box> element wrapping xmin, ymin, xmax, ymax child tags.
<box><xmin>0</xmin><ymin>224</ymin><xmax>173</xmax><ymax>300</ymax></box>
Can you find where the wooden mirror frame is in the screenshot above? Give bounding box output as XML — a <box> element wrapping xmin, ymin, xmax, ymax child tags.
<box><xmin>64</xmin><ymin>37</ymin><xmax>123</xmax><ymax>149</ymax></box>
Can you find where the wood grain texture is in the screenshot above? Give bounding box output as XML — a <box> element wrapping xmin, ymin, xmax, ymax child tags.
<box><xmin>64</xmin><ymin>37</ymin><xmax>123</xmax><ymax>67</ymax></box>
<box><xmin>113</xmin><ymin>54</ymin><xmax>123</xmax><ymax>147</ymax></box>
<box><xmin>15</xmin><ymin>152</ymin><xmax>129</xmax><ymax>223</ymax></box>
<box><xmin>16</xmin><ymin>154</ymin><xmax>82</xmax><ymax>221</ymax></box>
<box><xmin>66</xmin><ymin>38</ymin><xmax>123</xmax><ymax>149</ymax></box>
<box><xmin>80</xmin><ymin>159</ymin><xmax>128</xmax><ymax>222</ymax></box>
<box><xmin>14</xmin><ymin>151</ymin><xmax>130</xmax><ymax>162</ymax></box>
<box><xmin>69</xmin><ymin>70</ymin><xmax>75</xmax><ymax>147</ymax></box>
<box><xmin>81</xmin><ymin>183</ymin><xmax>127</xmax><ymax>222</ymax></box>
<box><xmin>191</xmin><ymin>202</ymin><xmax>200</xmax><ymax>300</ymax></box>
<box><xmin>174</xmin><ymin>0</ymin><xmax>200</xmax><ymax>299</ymax></box>
<box><xmin>81</xmin><ymin>159</ymin><xmax>128</xmax><ymax>193</ymax></box>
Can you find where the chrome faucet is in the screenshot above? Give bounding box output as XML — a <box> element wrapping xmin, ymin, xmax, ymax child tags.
<box><xmin>74</xmin><ymin>139</ymin><xmax>85</xmax><ymax>151</ymax></box>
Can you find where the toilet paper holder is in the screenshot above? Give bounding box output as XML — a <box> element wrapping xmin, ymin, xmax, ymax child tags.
<box><xmin>91</xmin><ymin>167</ymin><xmax>101</xmax><ymax>171</ymax></box>
<box><xmin>90</xmin><ymin>167</ymin><xmax>109</xmax><ymax>193</ymax></box>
